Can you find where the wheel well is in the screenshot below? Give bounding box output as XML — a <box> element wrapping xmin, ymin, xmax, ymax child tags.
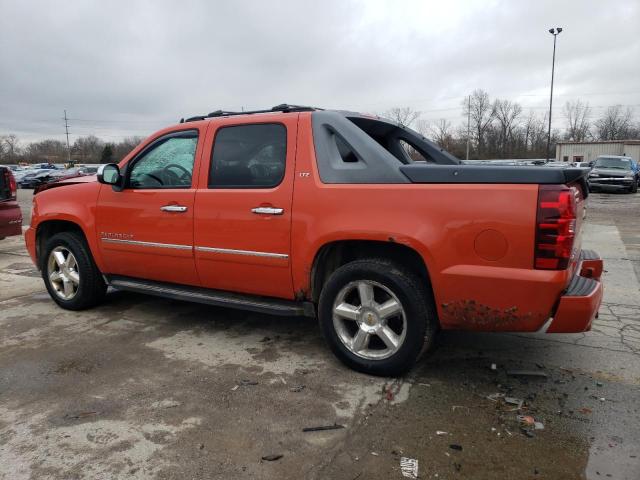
<box><xmin>310</xmin><ymin>240</ymin><xmax>433</xmax><ymax>303</ymax></box>
<box><xmin>36</xmin><ymin>220</ymin><xmax>85</xmax><ymax>268</ymax></box>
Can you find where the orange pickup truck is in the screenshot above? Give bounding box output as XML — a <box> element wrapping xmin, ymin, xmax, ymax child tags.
<box><xmin>25</xmin><ymin>105</ymin><xmax>603</xmax><ymax>375</ymax></box>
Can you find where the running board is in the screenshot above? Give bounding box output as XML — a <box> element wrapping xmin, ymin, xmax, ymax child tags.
<box><xmin>107</xmin><ymin>275</ymin><xmax>315</xmax><ymax>317</ymax></box>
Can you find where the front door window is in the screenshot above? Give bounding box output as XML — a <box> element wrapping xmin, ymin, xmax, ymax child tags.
<box><xmin>129</xmin><ymin>132</ymin><xmax>198</xmax><ymax>189</ymax></box>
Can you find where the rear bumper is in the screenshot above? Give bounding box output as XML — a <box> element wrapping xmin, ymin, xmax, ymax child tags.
<box><xmin>0</xmin><ymin>201</ymin><xmax>22</xmax><ymax>238</ymax></box>
<box><xmin>546</xmin><ymin>250</ymin><xmax>603</xmax><ymax>333</ymax></box>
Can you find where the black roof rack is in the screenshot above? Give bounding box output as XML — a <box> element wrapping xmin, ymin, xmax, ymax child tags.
<box><xmin>180</xmin><ymin>104</ymin><xmax>319</xmax><ymax>123</ymax></box>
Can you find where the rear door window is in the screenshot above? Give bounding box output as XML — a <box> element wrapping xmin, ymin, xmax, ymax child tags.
<box><xmin>209</xmin><ymin>124</ymin><xmax>286</xmax><ymax>188</ymax></box>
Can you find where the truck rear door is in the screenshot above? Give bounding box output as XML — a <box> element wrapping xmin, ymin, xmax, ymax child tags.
<box><xmin>193</xmin><ymin>114</ymin><xmax>298</xmax><ymax>299</ymax></box>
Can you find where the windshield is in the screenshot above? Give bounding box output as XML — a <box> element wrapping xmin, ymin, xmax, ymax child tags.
<box><xmin>594</xmin><ymin>157</ymin><xmax>632</xmax><ymax>170</ymax></box>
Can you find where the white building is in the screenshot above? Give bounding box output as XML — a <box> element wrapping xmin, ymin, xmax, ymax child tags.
<box><xmin>555</xmin><ymin>140</ymin><xmax>640</xmax><ymax>164</ymax></box>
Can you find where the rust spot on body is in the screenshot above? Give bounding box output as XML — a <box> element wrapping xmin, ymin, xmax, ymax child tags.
<box><xmin>441</xmin><ymin>300</ymin><xmax>534</xmax><ymax>329</ymax></box>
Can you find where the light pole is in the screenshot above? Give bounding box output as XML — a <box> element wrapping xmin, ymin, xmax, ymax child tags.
<box><xmin>546</xmin><ymin>27</ymin><xmax>562</xmax><ymax>162</ymax></box>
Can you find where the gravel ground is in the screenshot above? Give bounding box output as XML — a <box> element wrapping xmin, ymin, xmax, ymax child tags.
<box><xmin>0</xmin><ymin>190</ymin><xmax>638</xmax><ymax>479</ymax></box>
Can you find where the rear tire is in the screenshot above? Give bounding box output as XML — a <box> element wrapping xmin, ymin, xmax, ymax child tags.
<box><xmin>41</xmin><ymin>231</ymin><xmax>107</xmax><ymax>310</ymax></box>
<box><xmin>318</xmin><ymin>259</ymin><xmax>437</xmax><ymax>376</ymax></box>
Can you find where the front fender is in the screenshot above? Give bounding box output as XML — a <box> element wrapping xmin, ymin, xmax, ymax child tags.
<box><xmin>31</xmin><ymin>182</ymin><xmax>105</xmax><ymax>271</ymax></box>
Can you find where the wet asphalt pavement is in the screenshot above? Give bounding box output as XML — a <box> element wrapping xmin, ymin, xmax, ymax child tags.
<box><xmin>0</xmin><ymin>190</ymin><xmax>638</xmax><ymax>479</ymax></box>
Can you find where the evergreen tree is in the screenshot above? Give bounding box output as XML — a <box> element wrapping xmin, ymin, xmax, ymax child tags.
<box><xmin>100</xmin><ymin>144</ymin><xmax>114</xmax><ymax>164</ymax></box>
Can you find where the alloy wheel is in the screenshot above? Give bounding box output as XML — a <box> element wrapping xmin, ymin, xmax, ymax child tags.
<box><xmin>332</xmin><ymin>280</ymin><xmax>407</xmax><ymax>360</ymax></box>
<box><xmin>47</xmin><ymin>246</ymin><xmax>80</xmax><ymax>300</ymax></box>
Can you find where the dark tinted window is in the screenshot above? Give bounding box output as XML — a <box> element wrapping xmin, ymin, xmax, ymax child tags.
<box><xmin>209</xmin><ymin>124</ymin><xmax>286</xmax><ymax>188</ymax></box>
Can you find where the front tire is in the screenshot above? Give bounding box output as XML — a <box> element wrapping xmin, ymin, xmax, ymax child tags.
<box><xmin>41</xmin><ymin>231</ymin><xmax>107</xmax><ymax>310</ymax></box>
<box><xmin>629</xmin><ymin>181</ymin><xmax>638</xmax><ymax>194</ymax></box>
<box><xmin>318</xmin><ymin>259</ymin><xmax>437</xmax><ymax>376</ymax></box>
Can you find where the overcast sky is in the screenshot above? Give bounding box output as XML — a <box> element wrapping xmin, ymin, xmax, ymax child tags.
<box><xmin>1</xmin><ymin>0</ymin><xmax>639</xmax><ymax>142</ymax></box>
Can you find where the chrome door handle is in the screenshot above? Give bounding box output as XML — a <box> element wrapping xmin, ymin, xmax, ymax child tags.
<box><xmin>251</xmin><ymin>207</ymin><xmax>284</xmax><ymax>215</ymax></box>
<box><xmin>160</xmin><ymin>205</ymin><xmax>188</xmax><ymax>212</ymax></box>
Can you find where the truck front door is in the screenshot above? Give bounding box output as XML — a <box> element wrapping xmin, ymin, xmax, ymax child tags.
<box><xmin>95</xmin><ymin>127</ymin><xmax>204</xmax><ymax>286</ymax></box>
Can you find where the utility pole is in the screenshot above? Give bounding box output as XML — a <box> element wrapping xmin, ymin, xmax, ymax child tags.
<box><xmin>465</xmin><ymin>95</ymin><xmax>471</xmax><ymax>161</ymax></box>
<box><xmin>546</xmin><ymin>27</ymin><xmax>562</xmax><ymax>162</ymax></box>
<box><xmin>63</xmin><ymin>110</ymin><xmax>71</xmax><ymax>164</ymax></box>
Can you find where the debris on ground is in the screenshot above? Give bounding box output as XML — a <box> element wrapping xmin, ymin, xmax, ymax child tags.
<box><xmin>197</xmin><ymin>443</ymin><xmax>205</xmax><ymax>450</ymax></box>
<box><xmin>534</xmin><ymin>422</ymin><xmax>545</xmax><ymax>430</ymax></box>
<box><xmin>518</xmin><ymin>415</ymin><xmax>535</xmax><ymax>427</ymax></box>
<box><xmin>290</xmin><ymin>385</ymin><xmax>306</xmax><ymax>392</ymax></box>
<box><xmin>507</xmin><ymin>370</ymin><xmax>548</xmax><ymax>379</ymax></box>
<box><xmin>579</xmin><ymin>407</ymin><xmax>593</xmax><ymax>414</ymax></box>
<box><xmin>261</xmin><ymin>454</ymin><xmax>283</xmax><ymax>461</ymax></box>
<box><xmin>436</xmin><ymin>430</ymin><xmax>448</xmax><ymax>436</ymax></box>
<box><xmin>151</xmin><ymin>399</ymin><xmax>181</xmax><ymax>409</ymax></box>
<box><xmin>521</xmin><ymin>428</ymin><xmax>535</xmax><ymax>438</ymax></box>
<box><xmin>302</xmin><ymin>424</ymin><xmax>345</xmax><ymax>432</ymax></box>
<box><xmin>490</xmin><ymin>363</ymin><xmax>497</xmax><ymax>371</ymax></box>
<box><xmin>454</xmin><ymin>462</ymin><xmax>462</xmax><ymax>472</ymax></box>
<box><xmin>400</xmin><ymin>457</ymin><xmax>419</xmax><ymax>479</ymax></box>
<box><xmin>65</xmin><ymin>411</ymin><xmax>98</xmax><ymax>420</ymax></box>
<box><xmin>370</xmin><ymin>452</ymin><xmax>379</xmax><ymax>456</ymax></box>
<box><xmin>451</xmin><ymin>405</ymin><xmax>469</xmax><ymax>413</ymax></box>
<box><xmin>596</xmin><ymin>381</ymin><xmax>603</xmax><ymax>387</ymax></box>
<box><xmin>231</xmin><ymin>385</ymin><xmax>239</xmax><ymax>391</ymax></box>
<box><xmin>449</xmin><ymin>444</ymin><xmax>463</xmax><ymax>451</ymax></box>
<box><xmin>487</xmin><ymin>393</ymin><xmax>525</xmax><ymax>411</ymax></box>
<box><xmin>240</xmin><ymin>379</ymin><xmax>259</xmax><ymax>386</ymax></box>
<box><xmin>505</xmin><ymin>396</ymin><xmax>524</xmax><ymax>409</ymax></box>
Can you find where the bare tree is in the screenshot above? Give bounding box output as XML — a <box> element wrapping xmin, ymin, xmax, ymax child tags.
<box><xmin>72</xmin><ymin>135</ymin><xmax>104</xmax><ymax>163</ymax></box>
<box><xmin>521</xmin><ymin>111</ymin><xmax>548</xmax><ymax>157</ymax></box>
<box><xmin>428</xmin><ymin>119</ymin><xmax>456</xmax><ymax>151</ymax></box>
<box><xmin>462</xmin><ymin>89</ymin><xmax>496</xmax><ymax>157</ymax></box>
<box><xmin>382</xmin><ymin>107</ymin><xmax>420</xmax><ymax>127</ymax></box>
<box><xmin>493</xmin><ymin>99</ymin><xmax>523</xmax><ymax>157</ymax></box>
<box><xmin>113</xmin><ymin>136</ymin><xmax>144</xmax><ymax>162</ymax></box>
<box><xmin>563</xmin><ymin>100</ymin><xmax>591</xmax><ymax>141</ymax></box>
<box><xmin>22</xmin><ymin>139</ymin><xmax>67</xmax><ymax>163</ymax></box>
<box><xmin>594</xmin><ymin>105</ymin><xmax>635</xmax><ymax>140</ymax></box>
<box><xmin>0</xmin><ymin>134</ymin><xmax>20</xmax><ymax>163</ymax></box>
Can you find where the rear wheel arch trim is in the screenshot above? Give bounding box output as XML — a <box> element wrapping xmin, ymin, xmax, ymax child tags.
<box><xmin>309</xmin><ymin>239</ymin><xmax>436</xmax><ymax>303</ymax></box>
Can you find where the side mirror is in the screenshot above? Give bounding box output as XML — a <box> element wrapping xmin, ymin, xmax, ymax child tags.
<box><xmin>97</xmin><ymin>164</ymin><xmax>121</xmax><ymax>186</ymax></box>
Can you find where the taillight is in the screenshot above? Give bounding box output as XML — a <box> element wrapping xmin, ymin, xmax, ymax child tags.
<box><xmin>4</xmin><ymin>169</ymin><xmax>17</xmax><ymax>200</ymax></box>
<box><xmin>535</xmin><ymin>185</ymin><xmax>577</xmax><ymax>270</ymax></box>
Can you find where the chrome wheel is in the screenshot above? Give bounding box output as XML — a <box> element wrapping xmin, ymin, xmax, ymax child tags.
<box><xmin>47</xmin><ymin>246</ymin><xmax>80</xmax><ymax>300</ymax></box>
<box><xmin>332</xmin><ymin>280</ymin><xmax>407</xmax><ymax>360</ymax></box>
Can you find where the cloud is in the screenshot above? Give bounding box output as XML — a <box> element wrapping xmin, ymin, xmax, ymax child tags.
<box><xmin>1</xmin><ymin>0</ymin><xmax>638</xmax><ymax>142</ymax></box>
